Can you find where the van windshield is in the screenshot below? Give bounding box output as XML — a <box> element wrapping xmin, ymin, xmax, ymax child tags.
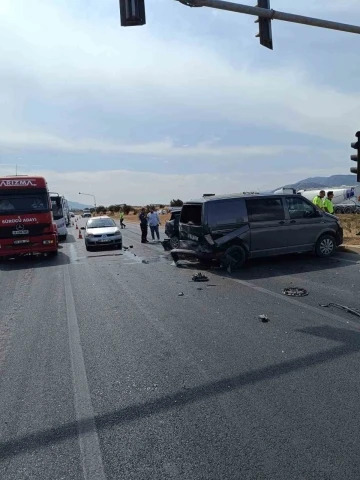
<box><xmin>180</xmin><ymin>204</ymin><xmax>202</xmax><ymax>225</ymax></box>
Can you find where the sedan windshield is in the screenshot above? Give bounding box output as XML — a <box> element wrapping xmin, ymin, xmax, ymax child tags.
<box><xmin>87</xmin><ymin>219</ymin><xmax>115</xmax><ymax>228</ymax></box>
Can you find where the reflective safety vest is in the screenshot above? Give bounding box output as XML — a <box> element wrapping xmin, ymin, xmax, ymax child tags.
<box><xmin>313</xmin><ymin>196</ymin><xmax>325</xmax><ymax>210</ymax></box>
<box><xmin>324</xmin><ymin>198</ymin><xmax>334</xmax><ymax>214</ymax></box>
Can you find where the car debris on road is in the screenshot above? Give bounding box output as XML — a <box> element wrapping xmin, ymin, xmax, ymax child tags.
<box><xmin>192</xmin><ymin>272</ymin><xmax>209</xmax><ymax>282</ymax></box>
<box><xmin>283</xmin><ymin>287</ymin><xmax>308</xmax><ymax>297</ymax></box>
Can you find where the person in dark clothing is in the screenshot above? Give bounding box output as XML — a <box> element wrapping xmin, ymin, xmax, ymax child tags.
<box><xmin>139</xmin><ymin>208</ymin><xmax>148</xmax><ymax>243</ymax></box>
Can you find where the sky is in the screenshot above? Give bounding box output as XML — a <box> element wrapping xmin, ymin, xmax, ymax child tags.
<box><xmin>0</xmin><ymin>0</ymin><xmax>360</xmax><ymax>205</ymax></box>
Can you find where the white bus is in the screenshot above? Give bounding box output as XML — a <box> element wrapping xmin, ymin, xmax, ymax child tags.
<box><xmin>50</xmin><ymin>193</ymin><xmax>68</xmax><ymax>240</ymax></box>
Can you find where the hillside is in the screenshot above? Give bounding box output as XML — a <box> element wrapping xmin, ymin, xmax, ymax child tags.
<box><xmin>284</xmin><ymin>175</ymin><xmax>359</xmax><ymax>191</ymax></box>
<box><xmin>68</xmin><ymin>200</ymin><xmax>92</xmax><ymax>210</ymax></box>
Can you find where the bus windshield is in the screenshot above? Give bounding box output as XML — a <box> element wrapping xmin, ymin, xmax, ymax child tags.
<box><xmin>0</xmin><ymin>191</ymin><xmax>49</xmax><ymax>215</ymax></box>
<box><xmin>51</xmin><ymin>197</ymin><xmax>64</xmax><ymax>220</ymax></box>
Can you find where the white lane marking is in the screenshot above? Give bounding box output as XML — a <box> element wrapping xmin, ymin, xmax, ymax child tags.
<box><xmin>64</xmin><ymin>266</ymin><xmax>106</xmax><ymax>480</ymax></box>
<box><xmin>68</xmin><ymin>243</ymin><xmax>79</xmax><ymax>264</ymax></box>
<box><xmin>225</xmin><ymin>276</ymin><xmax>360</xmax><ymax>332</ymax></box>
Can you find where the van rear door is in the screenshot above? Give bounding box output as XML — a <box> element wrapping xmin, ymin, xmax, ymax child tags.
<box><xmin>205</xmin><ymin>198</ymin><xmax>248</xmax><ymax>242</ymax></box>
<box><xmin>179</xmin><ymin>203</ymin><xmax>204</xmax><ymax>242</ymax></box>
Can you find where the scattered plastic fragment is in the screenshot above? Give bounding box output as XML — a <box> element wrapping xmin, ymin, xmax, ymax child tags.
<box><xmin>192</xmin><ymin>272</ymin><xmax>209</xmax><ymax>282</ymax></box>
<box><xmin>283</xmin><ymin>287</ymin><xmax>308</xmax><ymax>297</ymax></box>
<box><xmin>259</xmin><ymin>314</ymin><xmax>269</xmax><ymax>323</ymax></box>
<box><xmin>319</xmin><ymin>302</ymin><xmax>360</xmax><ymax>318</ymax></box>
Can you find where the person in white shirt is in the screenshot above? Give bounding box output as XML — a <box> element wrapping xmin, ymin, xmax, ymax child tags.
<box><xmin>148</xmin><ymin>209</ymin><xmax>161</xmax><ymax>241</ymax></box>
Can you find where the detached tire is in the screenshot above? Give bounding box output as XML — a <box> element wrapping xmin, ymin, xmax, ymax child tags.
<box><xmin>222</xmin><ymin>245</ymin><xmax>246</xmax><ymax>271</ymax></box>
<box><xmin>315</xmin><ymin>235</ymin><xmax>336</xmax><ymax>258</ymax></box>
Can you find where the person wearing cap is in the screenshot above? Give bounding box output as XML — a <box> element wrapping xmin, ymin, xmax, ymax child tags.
<box><xmin>312</xmin><ymin>190</ymin><xmax>325</xmax><ymax>210</ymax></box>
<box><xmin>324</xmin><ymin>191</ymin><xmax>334</xmax><ymax>214</ymax></box>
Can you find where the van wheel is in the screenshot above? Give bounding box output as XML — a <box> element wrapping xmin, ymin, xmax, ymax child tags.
<box><xmin>315</xmin><ymin>235</ymin><xmax>336</xmax><ymax>257</ymax></box>
<box><xmin>222</xmin><ymin>245</ymin><xmax>246</xmax><ymax>271</ymax></box>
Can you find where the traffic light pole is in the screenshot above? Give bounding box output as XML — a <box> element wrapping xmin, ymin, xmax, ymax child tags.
<box><xmin>178</xmin><ymin>0</ymin><xmax>360</xmax><ymax>36</ymax></box>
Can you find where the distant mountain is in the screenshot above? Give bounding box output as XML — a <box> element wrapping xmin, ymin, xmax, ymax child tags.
<box><xmin>68</xmin><ymin>200</ymin><xmax>92</xmax><ymax>210</ymax></box>
<box><xmin>283</xmin><ymin>175</ymin><xmax>360</xmax><ymax>191</ymax></box>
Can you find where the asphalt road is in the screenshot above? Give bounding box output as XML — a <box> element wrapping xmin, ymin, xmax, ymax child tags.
<box><xmin>1</xmin><ymin>218</ymin><xmax>360</xmax><ymax>479</ymax></box>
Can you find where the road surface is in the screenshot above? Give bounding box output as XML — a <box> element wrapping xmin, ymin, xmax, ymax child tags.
<box><xmin>1</xmin><ymin>218</ymin><xmax>360</xmax><ymax>479</ymax></box>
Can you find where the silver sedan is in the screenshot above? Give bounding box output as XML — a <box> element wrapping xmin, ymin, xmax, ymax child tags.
<box><xmin>84</xmin><ymin>216</ymin><xmax>122</xmax><ymax>251</ymax></box>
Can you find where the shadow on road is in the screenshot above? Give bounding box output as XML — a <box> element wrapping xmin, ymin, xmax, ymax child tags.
<box><xmin>0</xmin><ymin>325</ymin><xmax>359</xmax><ymax>460</ymax></box>
<box><xmin>0</xmin><ymin>251</ymin><xmax>70</xmax><ymax>270</ymax></box>
<box><xmin>61</xmin><ymin>233</ymin><xmax>77</xmax><ymax>244</ymax></box>
<box><xmin>174</xmin><ymin>252</ymin><xmax>353</xmax><ymax>281</ymax></box>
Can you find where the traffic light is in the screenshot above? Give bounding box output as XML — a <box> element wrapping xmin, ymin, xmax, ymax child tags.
<box><xmin>350</xmin><ymin>131</ymin><xmax>360</xmax><ymax>182</ymax></box>
<box><xmin>119</xmin><ymin>0</ymin><xmax>146</xmax><ymax>27</ymax></box>
<box><xmin>255</xmin><ymin>0</ymin><xmax>273</xmax><ymax>50</ymax></box>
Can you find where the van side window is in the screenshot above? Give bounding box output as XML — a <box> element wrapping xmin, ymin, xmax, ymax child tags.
<box><xmin>207</xmin><ymin>199</ymin><xmax>246</xmax><ymax>226</ymax></box>
<box><xmin>180</xmin><ymin>204</ymin><xmax>202</xmax><ymax>225</ymax></box>
<box><xmin>246</xmin><ymin>198</ymin><xmax>285</xmax><ymax>222</ymax></box>
<box><xmin>286</xmin><ymin>197</ymin><xmax>317</xmax><ymax>219</ymax></box>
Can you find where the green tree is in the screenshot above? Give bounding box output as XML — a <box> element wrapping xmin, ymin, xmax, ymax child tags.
<box><xmin>170</xmin><ymin>199</ymin><xmax>183</xmax><ymax>207</ymax></box>
<box><xmin>122</xmin><ymin>204</ymin><xmax>132</xmax><ymax>215</ymax></box>
<box><xmin>145</xmin><ymin>204</ymin><xmax>157</xmax><ymax>213</ymax></box>
<box><xmin>96</xmin><ymin>205</ymin><xmax>106</xmax><ymax>214</ymax></box>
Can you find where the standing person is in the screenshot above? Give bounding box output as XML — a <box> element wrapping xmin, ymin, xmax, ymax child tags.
<box><xmin>324</xmin><ymin>191</ymin><xmax>335</xmax><ymax>214</ymax></box>
<box><xmin>312</xmin><ymin>190</ymin><xmax>326</xmax><ymax>210</ymax></box>
<box><xmin>148</xmin><ymin>208</ymin><xmax>161</xmax><ymax>241</ymax></box>
<box><xmin>139</xmin><ymin>208</ymin><xmax>149</xmax><ymax>243</ymax></box>
<box><xmin>119</xmin><ymin>211</ymin><xmax>126</xmax><ymax>229</ymax></box>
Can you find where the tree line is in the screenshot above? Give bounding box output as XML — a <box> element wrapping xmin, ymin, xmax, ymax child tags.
<box><xmin>90</xmin><ymin>199</ymin><xmax>183</xmax><ymax>216</ymax></box>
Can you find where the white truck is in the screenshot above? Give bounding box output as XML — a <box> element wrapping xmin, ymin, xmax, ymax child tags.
<box><xmin>298</xmin><ymin>186</ymin><xmax>360</xmax><ymax>213</ymax></box>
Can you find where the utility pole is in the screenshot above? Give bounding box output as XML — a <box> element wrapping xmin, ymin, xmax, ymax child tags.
<box><xmin>119</xmin><ymin>1</ymin><xmax>360</xmax><ymax>50</ymax></box>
